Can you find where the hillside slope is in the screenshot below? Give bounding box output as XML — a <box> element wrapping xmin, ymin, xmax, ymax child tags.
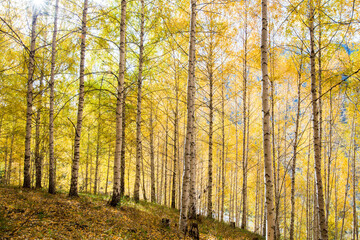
<box><xmin>0</xmin><ymin>186</ymin><xmax>263</xmax><ymax>239</ymax></box>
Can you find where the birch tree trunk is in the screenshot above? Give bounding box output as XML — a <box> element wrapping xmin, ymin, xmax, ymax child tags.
<box><xmin>4</xmin><ymin>135</ymin><xmax>8</xmax><ymax>185</ymax></box>
<box><xmin>120</xmin><ymin>87</ymin><xmax>126</xmax><ymax>196</ymax></box>
<box><xmin>352</xmin><ymin>120</ymin><xmax>358</xmax><ymax>240</ymax></box>
<box><xmin>235</xmin><ymin>85</ymin><xmax>239</xmax><ymax>226</ymax></box>
<box><xmin>207</xmin><ymin>42</ymin><xmax>214</xmax><ymax>218</ymax></box>
<box><xmin>110</xmin><ymin>0</ymin><xmax>126</xmax><ymax>206</ymax></box>
<box><xmin>241</xmin><ymin>0</ymin><xmax>248</xmax><ymax>228</ymax></box>
<box><xmin>179</xmin><ymin>0</ymin><xmax>196</xmax><ymax>233</ymax></box>
<box><xmin>290</xmin><ymin>51</ymin><xmax>303</xmax><ymax>240</ymax></box>
<box><xmin>188</xmin><ymin>119</ymin><xmax>197</xmax><ymax>220</ymax></box>
<box><xmin>261</xmin><ymin>0</ymin><xmax>275</xmax><ymax>238</ymax></box>
<box><xmin>241</xmin><ymin>0</ymin><xmax>248</xmax><ymax>229</ymax></box>
<box><xmin>134</xmin><ymin>0</ymin><xmax>145</xmax><ymax>202</ymax></box>
<box><xmin>8</xmin><ymin>126</ymin><xmax>15</xmax><ymax>185</ymax></box>
<box><xmin>105</xmin><ymin>143</ymin><xmax>111</xmax><ymax>195</ymax></box>
<box><xmin>69</xmin><ymin>0</ymin><xmax>88</xmax><ymax>197</ymax></box>
<box><xmin>35</xmin><ymin>74</ymin><xmax>43</xmax><ymax>188</ymax></box>
<box><xmin>309</xmin><ymin>0</ymin><xmax>328</xmax><ymax>238</ymax></box>
<box><xmin>221</xmin><ymin>81</ymin><xmax>225</xmax><ymax>222</ymax></box>
<box><xmin>94</xmin><ymin>84</ymin><xmax>102</xmax><ymax>194</ymax></box>
<box><xmin>150</xmin><ymin>101</ymin><xmax>156</xmax><ymax>203</ymax></box>
<box><xmin>171</xmin><ymin>74</ymin><xmax>179</xmax><ymax>209</ymax></box>
<box><xmin>23</xmin><ymin>9</ymin><xmax>38</xmax><ymax>189</ymax></box>
<box><xmin>48</xmin><ymin>0</ymin><xmax>59</xmax><ymax>194</ymax></box>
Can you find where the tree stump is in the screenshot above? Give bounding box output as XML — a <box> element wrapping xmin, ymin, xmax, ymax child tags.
<box><xmin>161</xmin><ymin>218</ymin><xmax>170</xmax><ymax>228</ymax></box>
<box><xmin>188</xmin><ymin>222</ymin><xmax>199</xmax><ymax>240</ymax></box>
<box><xmin>230</xmin><ymin>222</ymin><xmax>235</xmax><ymax>228</ymax></box>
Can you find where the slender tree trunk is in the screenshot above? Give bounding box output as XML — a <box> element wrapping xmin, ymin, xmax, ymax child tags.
<box><xmin>326</xmin><ymin>91</ymin><xmax>332</xmax><ymax>231</ymax></box>
<box><xmin>171</xmin><ymin>79</ymin><xmax>178</xmax><ymax>208</ymax></box>
<box><xmin>189</xmin><ymin>119</ymin><xmax>197</xmax><ymax>220</ymax></box>
<box><xmin>105</xmin><ymin>143</ymin><xmax>111</xmax><ymax>195</ymax></box>
<box><xmin>207</xmin><ymin>48</ymin><xmax>214</xmax><ymax>218</ymax></box>
<box><xmin>334</xmin><ymin>154</ymin><xmax>338</xmax><ymax>239</ymax></box>
<box><xmin>134</xmin><ymin>0</ymin><xmax>145</xmax><ymax>202</ymax></box>
<box><xmin>255</xmin><ymin>154</ymin><xmax>260</xmax><ymax>232</ymax></box>
<box><xmin>179</xmin><ymin>0</ymin><xmax>196</xmax><ymax>232</ymax></box>
<box><xmin>23</xmin><ymin>9</ymin><xmax>38</xmax><ymax>189</ymax></box>
<box><xmin>94</xmin><ymin>83</ymin><xmax>102</xmax><ymax>194</ymax></box>
<box><xmin>221</xmin><ymin>82</ymin><xmax>225</xmax><ymax>222</ymax></box>
<box><xmin>160</xmin><ymin>135</ymin><xmax>164</xmax><ymax>204</ymax></box>
<box><xmin>141</xmin><ymin>154</ymin><xmax>147</xmax><ymax>201</ymax></box>
<box><xmin>120</xmin><ymin>87</ymin><xmax>126</xmax><ymax>196</ymax></box>
<box><xmin>69</xmin><ymin>0</ymin><xmax>88</xmax><ymax>197</ymax></box>
<box><xmin>4</xmin><ymin>135</ymin><xmax>9</xmax><ymax>185</ymax></box>
<box><xmin>269</xmin><ymin>25</ymin><xmax>279</xmax><ymax>240</ymax></box>
<box><xmin>35</xmin><ymin>74</ymin><xmax>43</xmax><ymax>189</ymax></box>
<box><xmin>306</xmin><ymin>136</ymin><xmax>311</xmax><ymax>240</ymax></box>
<box><xmin>110</xmin><ymin>0</ymin><xmax>126</xmax><ymax>206</ymax></box>
<box><xmin>261</xmin><ymin>0</ymin><xmax>275</xmax><ymax>238</ymax></box>
<box><xmin>235</xmin><ymin>89</ymin><xmax>239</xmax><ymax>226</ymax></box>
<box><xmin>150</xmin><ymin>102</ymin><xmax>156</xmax><ymax>202</ymax></box>
<box><xmin>290</xmin><ymin>53</ymin><xmax>302</xmax><ymax>240</ymax></box>
<box><xmin>164</xmin><ymin>115</ymin><xmax>169</xmax><ymax>205</ymax></box>
<box><xmin>48</xmin><ymin>0</ymin><xmax>59</xmax><ymax>194</ymax></box>
<box><xmin>340</xmin><ymin>115</ymin><xmax>355</xmax><ymax>240</ymax></box>
<box><xmin>84</xmin><ymin>130</ymin><xmax>90</xmax><ymax>192</ymax></box>
<box><xmin>8</xmin><ymin>130</ymin><xmax>15</xmax><ymax>185</ymax></box>
<box><xmin>309</xmin><ymin>1</ymin><xmax>328</xmax><ymax>238</ymax></box>
<box><xmin>241</xmin><ymin>0</ymin><xmax>248</xmax><ymax>228</ymax></box>
<box><xmin>352</xmin><ymin>120</ymin><xmax>358</xmax><ymax>240</ymax></box>
<box><xmin>340</xmin><ymin>140</ymin><xmax>351</xmax><ymax>240</ymax></box>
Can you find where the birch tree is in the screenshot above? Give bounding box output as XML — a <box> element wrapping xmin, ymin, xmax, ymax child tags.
<box><xmin>69</xmin><ymin>0</ymin><xmax>89</xmax><ymax>197</ymax></box>
<box><xmin>261</xmin><ymin>0</ymin><xmax>275</xmax><ymax>238</ymax></box>
<box><xmin>179</xmin><ymin>0</ymin><xmax>197</xmax><ymax>233</ymax></box>
<box><xmin>110</xmin><ymin>0</ymin><xmax>127</xmax><ymax>206</ymax></box>
<box><xmin>48</xmin><ymin>0</ymin><xmax>60</xmax><ymax>194</ymax></box>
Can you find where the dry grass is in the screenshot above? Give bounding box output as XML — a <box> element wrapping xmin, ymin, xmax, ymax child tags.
<box><xmin>0</xmin><ymin>186</ymin><xmax>263</xmax><ymax>239</ymax></box>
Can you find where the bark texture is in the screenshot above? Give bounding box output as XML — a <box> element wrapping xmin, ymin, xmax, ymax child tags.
<box><xmin>69</xmin><ymin>0</ymin><xmax>88</xmax><ymax>197</ymax></box>
<box><xmin>134</xmin><ymin>0</ymin><xmax>145</xmax><ymax>203</ymax></box>
<box><xmin>48</xmin><ymin>0</ymin><xmax>59</xmax><ymax>195</ymax></box>
<box><xmin>110</xmin><ymin>0</ymin><xmax>127</xmax><ymax>206</ymax></box>
<box><xmin>261</xmin><ymin>0</ymin><xmax>275</xmax><ymax>238</ymax></box>
<box><xmin>23</xmin><ymin>10</ymin><xmax>38</xmax><ymax>189</ymax></box>
<box><xmin>179</xmin><ymin>0</ymin><xmax>196</xmax><ymax>233</ymax></box>
<box><xmin>309</xmin><ymin>1</ymin><xmax>328</xmax><ymax>238</ymax></box>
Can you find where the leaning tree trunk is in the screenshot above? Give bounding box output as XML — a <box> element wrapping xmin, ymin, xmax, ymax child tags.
<box><xmin>179</xmin><ymin>0</ymin><xmax>197</xmax><ymax>233</ymax></box>
<box><xmin>48</xmin><ymin>0</ymin><xmax>59</xmax><ymax>194</ymax></box>
<box><xmin>133</xmin><ymin>0</ymin><xmax>145</xmax><ymax>203</ymax></box>
<box><xmin>23</xmin><ymin>9</ymin><xmax>38</xmax><ymax>189</ymax></box>
<box><xmin>261</xmin><ymin>0</ymin><xmax>275</xmax><ymax>238</ymax></box>
<box><xmin>110</xmin><ymin>0</ymin><xmax>127</xmax><ymax>206</ymax></box>
<box><xmin>69</xmin><ymin>0</ymin><xmax>88</xmax><ymax>197</ymax></box>
<box><xmin>309</xmin><ymin>0</ymin><xmax>328</xmax><ymax>238</ymax></box>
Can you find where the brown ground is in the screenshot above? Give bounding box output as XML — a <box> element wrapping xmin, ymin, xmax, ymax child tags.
<box><xmin>0</xmin><ymin>186</ymin><xmax>263</xmax><ymax>239</ymax></box>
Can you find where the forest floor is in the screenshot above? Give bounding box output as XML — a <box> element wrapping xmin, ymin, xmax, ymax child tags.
<box><xmin>0</xmin><ymin>185</ymin><xmax>263</xmax><ymax>239</ymax></box>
